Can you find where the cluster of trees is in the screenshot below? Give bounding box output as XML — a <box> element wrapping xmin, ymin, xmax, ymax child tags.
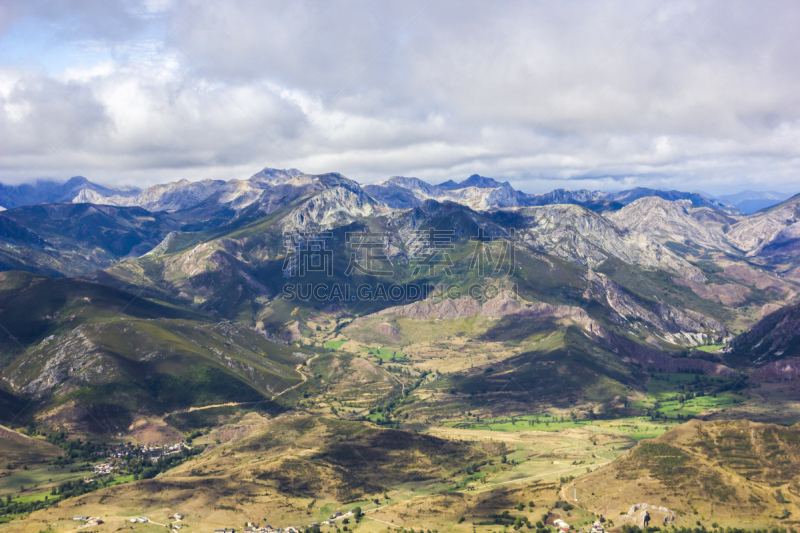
<box><xmin>554</xmin><ymin>501</ymin><xmax>575</xmax><ymax>511</ymax></box>
<box><xmin>642</xmin><ymin>410</ymin><xmax>694</xmax><ymax>421</ymax></box>
<box><xmin>43</xmin><ymin>431</ymin><xmax>106</xmax><ymax>464</ymax></box>
<box><xmin>129</xmin><ymin>446</ymin><xmax>204</xmax><ymax>480</ymax></box>
<box><xmin>652</xmin><ymin>392</ymin><xmax>704</xmax><ymax>408</ymax></box>
<box><xmin>474</xmin><ymin>510</ymin><xmax>532</xmax><ymax>528</ymax></box>
<box><xmin>464</xmin><ymin>461</ymin><xmax>488</xmax><ymax>475</ymax></box>
<box><xmin>0</xmin><ymin>493</ymin><xmax>50</xmax><ymax>518</ymax></box>
<box><xmin>184</xmin><ymin>429</ymin><xmax>203</xmax><ymax>445</ymax></box>
<box><xmin>51</xmin><ymin>476</ymin><xmax>114</xmax><ymax>499</ymax></box>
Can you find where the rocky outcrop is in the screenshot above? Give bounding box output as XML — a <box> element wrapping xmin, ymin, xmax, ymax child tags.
<box><xmin>626</xmin><ymin>503</ymin><xmax>675</xmax><ymax>517</ymax></box>
<box><xmin>510</xmin><ymin>204</ymin><xmax>706</xmax><ymax>282</ymax></box>
<box><xmin>608</xmin><ymin>196</ymin><xmax>737</xmax><ymax>253</ymax></box>
<box><xmin>145</xmin><ymin>231</ymin><xmax>179</xmax><ymax>256</ymax></box>
<box><xmin>282</xmin><ymin>180</ymin><xmax>382</xmax><ymax>233</ymax></box>
<box><xmin>6</xmin><ymin>327</ymin><xmax>114</xmax><ymax>398</ymax></box>
<box><xmin>727</xmin><ymin>194</ymin><xmax>800</xmax><ymax>256</ymax></box>
<box><xmin>586</xmin><ymin>270</ymin><xmax>726</xmax><ymax>344</ymax></box>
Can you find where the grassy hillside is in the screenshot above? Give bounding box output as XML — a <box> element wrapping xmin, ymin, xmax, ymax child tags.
<box><xmin>0</xmin><ymin>271</ymin><xmax>309</xmax><ymax>433</ymax></box>
<box><xmin>3</xmin><ymin>319</ymin><xmax>308</xmax><ymax>433</ymax></box>
<box><xmin>0</xmin><ymin>425</ymin><xmax>62</xmax><ymax>469</ymax></box>
<box><xmin>571</xmin><ymin>419</ymin><xmax>800</xmax><ymax>528</ymax></box>
<box><xmin>8</xmin><ymin>414</ymin><xmax>491</xmax><ymax>531</ymax></box>
<box><xmin>407</xmin><ymin>326</ymin><xmax>638</xmax><ymax>420</ymax></box>
<box><xmin>0</xmin><ymin>271</ymin><xmax>205</xmax><ymax>361</ymax></box>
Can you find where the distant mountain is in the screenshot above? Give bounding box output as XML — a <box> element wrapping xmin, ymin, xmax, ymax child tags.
<box><xmin>78</xmin><ymin>177</ymin><xmax>236</xmax><ymax>212</ymax></box>
<box><xmin>80</xmin><ymin>168</ymin><xmax>305</xmax><ymax>212</ymax></box>
<box><xmin>4</xmin><ymin>169</ymin><xmax>796</xmax><ymax>287</ymax></box>
<box><xmin>438</xmin><ymin>174</ymin><xmax>512</xmax><ymax>190</ymax></box>
<box><xmin>526</xmin><ymin>188</ymin><xmax>607</xmax><ymax>207</ymax></box>
<box><xmin>0</xmin><ymin>176</ymin><xmax>139</xmax><ymax>209</ymax></box>
<box><xmin>367</xmin><ymin>175</ymin><xmax>738</xmax><ymax>214</ymax></box>
<box><xmin>0</xmin><ymin>203</ymin><xmax>180</xmax><ymax>276</ymax></box>
<box><xmin>713</xmin><ymin>190</ymin><xmax>792</xmax><ymax>214</ymax></box>
<box><xmin>602</xmin><ymin>187</ymin><xmax>734</xmax><ymax>212</ymax></box>
<box><xmin>2</xmin><ymin>170</ymin><xmax>796</xmax><ymax>292</ymax></box>
<box><xmin>386</xmin><ymin>176</ymin><xmax>444</xmax><ymax>196</ymax></box>
<box><xmin>10</xmin><ymin>171</ymin><xmax>748</xmax><ymax>219</ymax></box>
<box><xmin>726</xmin><ymin>193</ymin><xmax>800</xmax><ymax>261</ymax></box>
<box><xmin>362</xmin><ymin>180</ymin><xmax>425</xmax><ymax>209</ymax></box>
<box><xmin>366</xmin><ymin>175</ymin><xmax>530</xmax><ymax>210</ymax></box>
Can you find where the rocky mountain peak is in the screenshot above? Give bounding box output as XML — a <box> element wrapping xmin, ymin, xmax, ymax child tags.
<box><xmin>727</xmin><ymin>193</ymin><xmax>800</xmax><ymax>256</ymax></box>
<box><xmin>249</xmin><ymin>167</ymin><xmax>304</xmax><ymax>185</ymax></box>
<box><xmin>64</xmin><ymin>176</ymin><xmax>91</xmax><ymax>188</ymax></box>
<box><xmin>283</xmin><ymin>180</ymin><xmax>382</xmax><ymax>233</ymax></box>
<box><xmin>384</xmin><ymin>176</ymin><xmax>440</xmax><ymax>195</ymax></box>
<box><xmin>436</xmin><ymin>174</ymin><xmax>511</xmax><ymax>190</ymax></box>
<box><xmin>608</xmin><ymin>196</ymin><xmax>736</xmax><ymax>253</ymax></box>
<box><xmin>457</xmin><ymin>174</ymin><xmax>511</xmax><ymax>189</ymax></box>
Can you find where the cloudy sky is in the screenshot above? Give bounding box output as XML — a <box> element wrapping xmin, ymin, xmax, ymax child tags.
<box><xmin>1</xmin><ymin>0</ymin><xmax>799</xmax><ymax>194</ymax></box>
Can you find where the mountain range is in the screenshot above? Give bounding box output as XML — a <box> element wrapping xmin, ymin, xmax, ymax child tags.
<box><xmin>2</xmin><ymin>167</ymin><xmax>800</xmax><ymax>532</ymax></box>
<box><xmin>0</xmin><ymin>176</ymin><xmax>139</xmax><ymax>210</ymax></box>
<box><xmin>3</xmin><ymin>171</ymin><xmax>789</xmax><ymax>214</ymax></box>
<box><xmin>715</xmin><ymin>190</ymin><xmax>794</xmax><ymax>214</ymax></box>
<box><xmin>0</xmin><ymin>167</ymin><xmax>796</xmax><ymax>427</ymax></box>
<box><xmin>1</xmin><ymin>169</ymin><xmax>798</xmax><ymax>282</ymax></box>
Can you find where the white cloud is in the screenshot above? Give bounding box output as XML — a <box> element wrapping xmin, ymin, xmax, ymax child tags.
<box><xmin>0</xmin><ymin>0</ymin><xmax>799</xmax><ymax>194</ymax></box>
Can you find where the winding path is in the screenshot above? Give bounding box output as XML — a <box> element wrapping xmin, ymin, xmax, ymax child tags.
<box><xmin>166</xmin><ymin>353</ymin><xmax>320</xmax><ymax>417</ymax></box>
<box><xmin>459</xmin><ymin>461</ymin><xmax>610</xmax><ymax>494</ymax></box>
